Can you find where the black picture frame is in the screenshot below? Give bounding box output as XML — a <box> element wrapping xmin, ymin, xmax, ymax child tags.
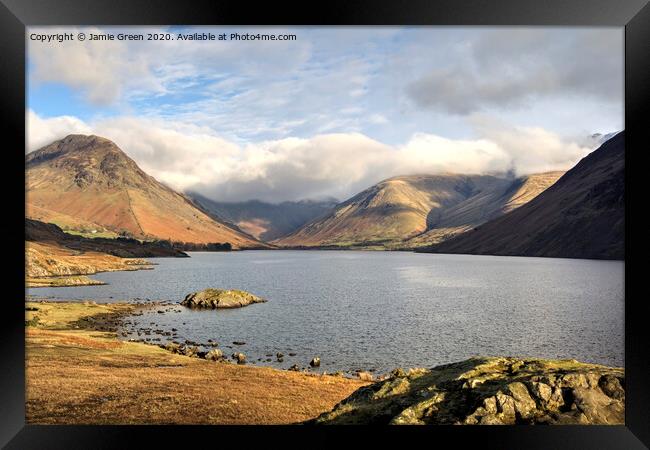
<box><xmin>1</xmin><ymin>0</ymin><xmax>647</xmax><ymax>448</ymax></box>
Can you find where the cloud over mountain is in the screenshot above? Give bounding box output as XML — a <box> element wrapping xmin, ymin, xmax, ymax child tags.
<box><xmin>28</xmin><ymin>111</ymin><xmax>598</xmax><ymax>203</ymax></box>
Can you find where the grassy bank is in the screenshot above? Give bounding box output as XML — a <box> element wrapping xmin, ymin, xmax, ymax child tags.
<box><xmin>25</xmin><ymin>301</ymin><xmax>367</xmax><ymax>424</ymax></box>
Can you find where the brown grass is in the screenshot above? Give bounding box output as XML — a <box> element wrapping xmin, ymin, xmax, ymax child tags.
<box><xmin>25</xmin><ymin>301</ymin><xmax>367</xmax><ymax>424</ymax></box>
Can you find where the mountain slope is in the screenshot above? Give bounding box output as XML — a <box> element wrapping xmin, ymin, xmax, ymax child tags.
<box><xmin>189</xmin><ymin>193</ymin><xmax>337</xmax><ymax>241</ymax></box>
<box><xmin>274</xmin><ymin>172</ymin><xmax>563</xmax><ymax>249</ymax></box>
<box><xmin>26</xmin><ymin>135</ymin><xmax>264</xmax><ymax>248</ymax></box>
<box><xmin>420</xmin><ymin>132</ymin><xmax>624</xmax><ymax>259</ymax></box>
<box><xmin>26</xmin><ymin>218</ymin><xmax>188</xmax><ymax>258</ymax></box>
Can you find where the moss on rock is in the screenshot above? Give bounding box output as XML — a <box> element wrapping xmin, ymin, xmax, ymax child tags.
<box><xmin>309</xmin><ymin>357</ymin><xmax>624</xmax><ymax>425</ymax></box>
<box><xmin>181</xmin><ymin>289</ymin><xmax>266</xmax><ymax>309</ymax></box>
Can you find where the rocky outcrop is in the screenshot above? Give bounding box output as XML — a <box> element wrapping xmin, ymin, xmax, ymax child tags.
<box><xmin>26</xmin><ymin>241</ymin><xmax>153</xmax><ymax>288</ymax></box>
<box><xmin>181</xmin><ymin>289</ymin><xmax>266</xmax><ymax>309</ymax></box>
<box><xmin>310</xmin><ymin>357</ymin><xmax>624</xmax><ymax>425</ymax></box>
<box><xmin>26</xmin><ymin>275</ymin><xmax>106</xmax><ymax>287</ymax></box>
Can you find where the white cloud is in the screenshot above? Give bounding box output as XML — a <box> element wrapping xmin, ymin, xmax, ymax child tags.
<box><xmin>26</xmin><ymin>110</ymin><xmax>92</xmax><ymax>151</ymax></box>
<box><xmin>27</xmin><ymin>27</ymin><xmax>623</xmax><ymax>148</ymax></box>
<box><xmin>395</xmin><ymin>134</ymin><xmax>511</xmax><ymax>175</ymax></box>
<box><xmin>27</xmin><ymin>111</ymin><xmax>597</xmax><ymax>203</ymax></box>
<box><xmin>468</xmin><ymin>115</ymin><xmax>593</xmax><ymax>175</ymax></box>
<box><xmin>29</xmin><ymin>27</ymin><xmax>156</xmax><ymax>105</ymax></box>
<box><xmin>28</xmin><ymin>26</ymin><xmax>312</xmax><ymax>107</ymax></box>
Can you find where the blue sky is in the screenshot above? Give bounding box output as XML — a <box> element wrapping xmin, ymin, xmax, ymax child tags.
<box><xmin>27</xmin><ymin>26</ymin><xmax>623</xmax><ymax>202</ymax></box>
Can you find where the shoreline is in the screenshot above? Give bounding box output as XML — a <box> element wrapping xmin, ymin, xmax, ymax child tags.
<box><xmin>25</xmin><ymin>300</ymin><xmax>626</xmax><ymax>425</ymax></box>
<box><xmin>26</xmin><ymin>263</ymin><xmax>154</xmax><ymax>288</ymax></box>
<box><xmin>26</xmin><ymin>240</ymin><xmax>156</xmax><ymax>288</ymax></box>
<box><xmin>25</xmin><ymin>300</ymin><xmax>368</xmax><ymax>424</ymax></box>
<box><xmin>28</xmin><ymin>299</ymin><xmax>381</xmax><ymax>379</ymax></box>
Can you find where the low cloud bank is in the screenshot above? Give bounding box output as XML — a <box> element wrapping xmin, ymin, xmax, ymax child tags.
<box><xmin>27</xmin><ymin>110</ymin><xmax>600</xmax><ymax>203</ymax></box>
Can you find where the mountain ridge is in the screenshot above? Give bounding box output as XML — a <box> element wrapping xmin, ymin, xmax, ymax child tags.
<box><xmin>418</xmin><ymin>132</ymin><xmax>624</xmax><ymax>259</ymax></box>
<box><xmin>274</xmin><ymin>171</ymin><xmax>564</xmax><ymax>249</ymax></box>
<box><xmin>26</xmin><ymin>134</ymin><xmax>266</xmax><ymax>248</ymax></box>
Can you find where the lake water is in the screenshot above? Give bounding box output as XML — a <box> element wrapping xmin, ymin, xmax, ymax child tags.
<box><xmin>28</xmin><ymin>251</ymin><xmax>625</xmax><ymax>375</ymax></box>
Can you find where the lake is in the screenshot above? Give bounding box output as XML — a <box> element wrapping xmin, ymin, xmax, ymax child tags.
<box><xmin>28</xmin><ymin>251</ymin><xmax>625</xmax><ymax>375</ymax></box>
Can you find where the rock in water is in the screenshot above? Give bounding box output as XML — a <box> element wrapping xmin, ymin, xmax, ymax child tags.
<box><xmin>310</xmin><ymin>357</ymin><xmax>321</xmax><ymax>367</ymax></box>
<box><xmin>181</xmin><ymin>289</ymin><xmax>266</xmax><ymax>309</ymax></box>
<box><xmin>309</xmin><ymin>357</ymin><xmax>625</xmax><ymax>425</ymax></box>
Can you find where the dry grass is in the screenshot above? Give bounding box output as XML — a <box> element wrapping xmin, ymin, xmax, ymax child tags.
<box><xmin>25</xmin><ymin>301</ymin><xmax>367</xmax><ymax>425</ymax></box>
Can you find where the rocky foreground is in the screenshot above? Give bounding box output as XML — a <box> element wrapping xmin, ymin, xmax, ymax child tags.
<box><xmin>310</xmin><ymin>356</ymin><xmax>624</xmax><ymax>425</ymax></box>
<box><xmin>181</xmin><ymin>288</ymin><xmax>267</xmax><ymax>309</ymax></box>
<box><xmin>25</xmin><ymin>301</ymin><xmax>624</xmax><ymax>425</ymax></box>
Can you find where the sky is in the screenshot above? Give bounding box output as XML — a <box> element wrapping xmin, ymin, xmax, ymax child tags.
<box><xmin>27</xmin><ymin>26</ymin><xmax>623</xmax><ymax>203</ymax></box>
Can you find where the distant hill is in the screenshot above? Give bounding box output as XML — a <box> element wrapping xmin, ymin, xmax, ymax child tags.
<box><xmin>274</xmin><ymin>172</ymin><xmax>563</xmax><ymax>249</ymax></box>
<box><xmin>189</xmin><ymin>193</ymin><xmax>338</xmax><ymax>241</ymax></box>
<box><xmin>26</xmin><ymin>135</ymin><xmax>265</xmax><ymax>248</ymax></box>
<box><xmin>419</xmin><ymin>132</ymin><xmax>624</xmax><ymax>260</ymax></box>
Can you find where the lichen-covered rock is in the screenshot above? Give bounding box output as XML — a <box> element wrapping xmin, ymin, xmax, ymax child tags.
<box><xmin>309</xmin><ymin>357</ymin><xmax>624</xmax><ymax>425</ymax></box>
<box><xmin>180</xmin><ymin>289</ymin><xmax>266</xmax><ymax>309</ymax></box>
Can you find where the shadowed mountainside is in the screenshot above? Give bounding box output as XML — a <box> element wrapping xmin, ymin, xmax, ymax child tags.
<box><xmin>26</xmin><ymin>218</ymin><xmax>188</xmax><ymax>258</ymax></box>
<box><xmin>274</xmin><ymin>172</ymin><xmax>563</xmax><ymax>249</ymax></box>
<box><xmin>419</xmin><ymin>132</ymin><xmax>624</xmax><ymax>260</ymax></box>
<box><xmin>188</xmin><ymin>194</ymin><xmax>337</xmax><ymax>241</ymax></box>
<box><xmin>26</xmin><ymin>135</ymin><xmax>265</xmax><ymax>248</ymax></box>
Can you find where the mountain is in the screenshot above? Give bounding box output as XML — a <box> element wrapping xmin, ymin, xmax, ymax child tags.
<box><xmin>273</xmin><ymin>172</ymin><xmax>564</xmax><ymax>249</ymax></box>
<box><xmin>419</xmin><ymin>132</ymin><xmax>624</xmax><ymax>259</ymax></box>
<box><xmin>26</xmin><ymin>135</ymin><xmax>264</xmax><ymax>248</ymax></box>
<box><xmin>188</xmin><ymin>193</ymin><xmax>338</xmax><ymax>241</ymax></box>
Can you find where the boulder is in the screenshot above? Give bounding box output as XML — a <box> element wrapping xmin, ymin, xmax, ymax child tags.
<box><xmin>310</xmin><ymin>357</ymin><xmax>625</xmax><ymax>425</ymax></box>
<box><xmin>182</xmin><ymin>346</ymin><xmax>199</xmax><ymax>357</ymax></box>
<box><xmin>310</xmin><ymin>357</ymin><xmax>321</xmax><ymax>368</ymax></box>
<box><xmin>232</xmin><ymin>352</ymin><xmax>246</xmax><ymax>364</ymax></box>
<box><xmin>205</xmin><ymin>349</ymin><xmax>224</xmax><ymax>361</ymax></box>
<box><xmin>180</xmin><ymin>289</ymin><xmax>266</xmax><ymax>309</ymax></box>
<box><xmin>357</xmin><ymin>371</ymin><xmax>373</xmax><ymax>381</ymax></box>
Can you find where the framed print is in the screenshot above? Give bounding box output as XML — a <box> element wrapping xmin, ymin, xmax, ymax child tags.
<box><xmin>1</xmin><ymin>0</ymin><xmax>647</xmax><ymax>448</ymax></box>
